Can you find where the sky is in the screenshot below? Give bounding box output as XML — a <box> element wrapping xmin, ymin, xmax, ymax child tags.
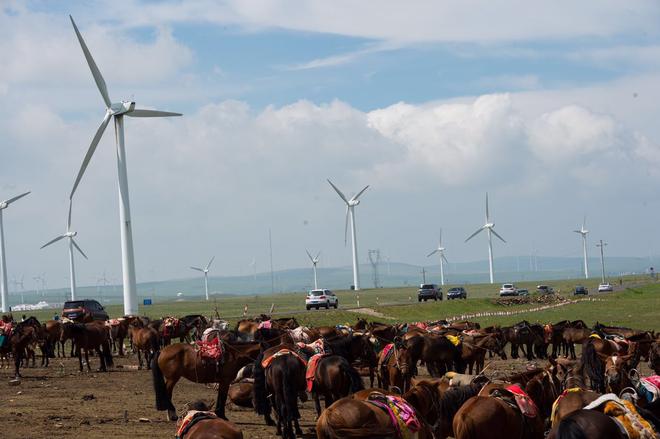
<box><xmin>1</xmin><ymin>0</ymin><xmax>660</xmax><ymax>290</ymax></box>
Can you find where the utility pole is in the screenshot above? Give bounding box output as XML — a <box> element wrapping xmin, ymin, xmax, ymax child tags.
<box><xmin>597</xmin><ymin>240</ymin><xmax>607</xmax><ymax>283</ymax></box>
<box><xmin>368</xmin><ymin>249</ymin><xmax>381</xmax><ymax>288</ymax></box>
<box><xmin>268</xmin><ymin>229</ymin><xmax>274</xmax><ymax>294</ymax></box>
<box><xmin>421</xmin><ymin>267</ymin><xmax>426</xmax><ymax>284</ymax></box>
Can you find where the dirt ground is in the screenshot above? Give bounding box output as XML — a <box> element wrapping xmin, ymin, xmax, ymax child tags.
<box><xmin>1</xmin><ymin>352</ymin><xmax>653</xmax><ymax>439</ymax></box>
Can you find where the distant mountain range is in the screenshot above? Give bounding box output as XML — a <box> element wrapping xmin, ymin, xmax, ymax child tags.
<box><xmin>10</xmin><ymin>255</ymin><xmax>658</xmax><ymax>306</ymax></box>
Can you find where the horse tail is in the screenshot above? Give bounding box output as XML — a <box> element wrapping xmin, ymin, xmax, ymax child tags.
<box><xmin>102</xmin><ymin>339</ymin><xmax>114</xmax><ymax>367</ymax></box>
<box><xmin>252</xmin><ymin>352</ymin><xmax>270</xmax><ymax>415</ymax></box>
<box><xmin>341</xmin><ymin>361</ymin><xmax>364</xmax><ymax>393</ymax></box>
<box><xmin>582</xmin><ymin>338</ymin><xmax>605</xmax><ymax>393</ymax></box>
<box><xmin>150</xmin><ymin>331</ymin><xmax>160</xmax><ymax>355</ymax></box>
<box><xmin>151</xmin><ymin>351</ymin><xmax>170</xmax><ymax>411</ymax></box>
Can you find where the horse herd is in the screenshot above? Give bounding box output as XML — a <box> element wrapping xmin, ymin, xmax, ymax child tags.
<box><xmin>2</xmin><ymin>312</ymin><xmax>660</xmax><ymax>438</ymax></box>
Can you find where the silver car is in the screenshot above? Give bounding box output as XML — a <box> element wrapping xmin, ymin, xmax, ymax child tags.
<box><xmin>305</xmin><ymin>289</ymin><xmax>338</xmax><ymax>310</ymax></box>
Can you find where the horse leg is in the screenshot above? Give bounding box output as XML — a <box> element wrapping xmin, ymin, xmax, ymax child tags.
<box><xmin>96</xmin><ymin>347</ymin><xmax>106</xmax><ymax>372</ymax></box>
<box><xmin>313</xmin><ymin>392</ymin><xmax>322</xmax><ymax>417</ymax></box>
<box><xmin>77</xmin><ymin>347</ymin><xmax>83</xmax><ymax>372</ymax></box>
<box><xmin>214</xmin><ymin>380</ymin><xmax>230</xmax><ymax>420</ymax></box>
<box><xmin>14</xmin><ymin>350</ymin><xmax>21</xmax><ymax>378</ymax></box>
<box><xmin>165</xmin><ymin>377</ymin><xmax>180</xmax><ymax>421</ymax></box>
<box><xmin>369</xmin><ymin>366</ymin><xmax>375</xmax><ymax>388</ymax></box>
<box><xmin>137</xmin><ymin>348</ymin><xmax>143</xmax><ymax>370</ymax></box>
<box><xmin>294</xmin><ymin>418</ymin><xmax>303</xmax><ymax>436</ymax></box>
<box><xmin>85</xmin><ymin>348</ymin><xmax>91</xmax><ymax>372</ymax></box>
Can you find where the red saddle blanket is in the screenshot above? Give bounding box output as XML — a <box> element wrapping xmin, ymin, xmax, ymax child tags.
<box><xmin>306</xmin><ymin>353</ymin><xmax>327</xmax><ymax>392</ymax></box>
<box><xmin>163</xmin><ymin>317</ymin><xmax>180</xmax><ymax>337</ymax></box>
<box><xmin>505</xmin><ymin>384</ymin><xmax>538</xmax><ymax>418</ymax></box>
<box><xmin>379</xmin><ymin>343</ymin><xmax>395</xmax><ymax>365</ymax></box>
<box><xmin>367</xmin><ymin>392</ymin><xmax>421</xmax><ymax>439</ymax></box>
<box><xmin>176</xmin><ymin>410</ymin><xmax>217</xmax><ymax>439</ymax></box>
<box><xmin>261</xmin><ymin>349</ymin><xmax>308</xmax><ymax>369</ymax></box>
<box><xmin>195</xmin><ymin>339</ymin><xmax>223</xmax><ymax>361</ymax></box>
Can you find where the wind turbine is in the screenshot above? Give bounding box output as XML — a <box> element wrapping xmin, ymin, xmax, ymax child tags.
<box><xmin>573</xmin><ymin>216</ymin><xmax>589</xmax><ymax>279</ymax></box>
<box><xmin>465</xmin><ymin>193</ymin><xmax>506</xmax><ymax>284</ymax></box>
<box><xmin>327</xmin><ymin>179</ymin><xmax>369</xmax><ymax>291</ymax></box>
<box><xmin>191</xmin><ymin>256</ymin><xmax>214</xmax><ymax>301</ymax></box>
<box><xmin>40</xmin><ymin>204</ymin><xmax>88</xmax><ymax>301</ymax></box>
<box><xmin>427</xmin><ymin>229</ymin><xmax>448</xmax><ymax>286</ymax></box>
<box><xmin>68</xmin><ymin>16</ymin><xmax>182</xmax><ymax>316</ymax></box>
<box><xmin>306</xmin><ymin>250</ymin><xmax>321</xmax><ymax>289</ymax></box>
<box><xmin>0</xmin><ymin>191</ymin><xmax>30</xmax><ymax>312</ymax></box>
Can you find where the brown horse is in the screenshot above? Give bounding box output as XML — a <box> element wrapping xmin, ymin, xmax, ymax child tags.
<box><xmin>9</xmin><ymin>317</ymin><xmax>41</xmax><ymax>377</ymax></box>
<box><xmin>650</xmin><ymin>339</ymin><xmax>660</xmax><ymax>374</ymax></box>
<box><xmin>160</xmin><ymin>316</ymin><xmax>204</xmax><ymax>345</ymax></box>
<box><xmin>61</xmin><ymin>321</ymin><xmax>114</xmax><ymax>372</ymax></box>
<box><xmin>107</xmin><ymin>318</ymin><xmax>130</xmax><ymax>355</ymax></box>
<box><xmin>316</xmin><ymin>389</ymin><xmax>435</xmax><ymax>438</ymax></box>
<box><xmin>129</xmin><ymin>323</ymin><xmax>159</xmax><ymax>370</ymax></box>
<box><xmin>548</xmin><ymin>409</ymin><xmax>627</xmax><ymax>439</ymax></box>
<box><xmin>419</xmin><ymin>333</ymin><xmax>465</xmax><ymax>377</ymax></box>
<box><xmin>311</xmin><ymin>355</ymin><xmax>364</xmax><ymax>416</ymax></box>
<box><xmin>562</xmin><ymin>326</ymin><xmax>592</xmax><ymax>359</ymax></box>
<box><xmin>461</xmin><ymin>334</ymin><xmax>507</xmax><ymax>374</ymax></box>
<box><xmin>378</xmin><ymin>339</ymin><xmax>413</xmax><ymax>393</ymax></box>
<box><xmin>152</xmin><ymin>341</ymin><xmax>261</xmax><ymax>421</ymax></box>
<box><xmin>177</xmin><ymin>400</ymin><xmax>243</xmax><ymax>439</ymax></box>
<box><xmin>44</xmin><ymin>320</ymin><xmax>65</xmax><ymax>358</ymax></box>
<box><xmin>604</xmin><ymin>353</ymin><xmax>638</xmax><ymax>395</ymax></box>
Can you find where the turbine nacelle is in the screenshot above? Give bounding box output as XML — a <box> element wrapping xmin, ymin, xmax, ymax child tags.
<box><xmin>349</xmin><ymin>199</ymin><xmax>360</xmax><ymax>207</ymax></box>
<box><xmin>65</xmin><ymin>231</ymin><xmax>77</xmax><ymax>238</ymax></box>
<box><xmin>485</xmin><ymin>223</ymin><xmax>494</xmax><ymax>229</ymax></box>
<box><xmin>109</xmin><ymin>101</ymin><xmax>136</xmax><ymax>115</ymax></box>
<box><xmin>0</xmin><ymin>202</ymin><xmax>6</xmax><ymax>210</ymax></box>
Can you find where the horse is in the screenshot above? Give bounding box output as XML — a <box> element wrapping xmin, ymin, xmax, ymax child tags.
<box><xmin>311</xmin><ymin>355</ymin><xmax>364</xmax><ymax>416</ymax></box>
<box><xmin>550</xmin><ymin>358</ymin><xmax>600</xmax><ymax>427</ymax></box>
<box><xmin>107</xmin><ymin>318</ymin><xmax>130</xmax><ymax>355</ymax></box>
<box><xmin>9</xmin><ymin>317</ymin><xmax>41</xmax><ymax>377</ymax></box>
<box><xmin>44</xmin><ymin>320</ymin><xmax>65</xmax><ymax>358</ymax></box>
<box><xmin>419</xmin><ymin>333</ymin><xmax>465</xmax><ymax>377</ymax></box>
<box><xmin>604</xmin><ymin>353</ymin><xmax>639</xmax><ymax>395</ymax></box>
<box><xmin>181</xmin><ymin>314</ymin><xmax>209</xmax><ymax>340</ymax></box>
<box><xmin>152</xmin><ymin>340</ymin><xmax>261</xmax><ymax>421</ymax></box>
<box><xmin>368</xmin><ymin>321</ymin><xmax>397</xmax><ymax>343</ymax></box>
<box><xmin>503</xmin><ymin>321</ymin><xmax>542</xmax><ymax>361</ymax></box>
<box><xmin>160</xmin><ymin>316</ymin><xmax>203</xmax><ymax>345</ymax></box>
<box><xmin>270</xmin><ymin>317</ymin><xmax>300</xmax><ymax>329</ymax></box>
<box><xmin>253</xmin><ymin>345</ymin><xmax>307</xmax><ymax>438</ymax></box>
<box><xmin>61</xmin><ymin>321</ymin><xmax>114</xmax><ymax>372</ymax></box>
<box><xmin>461</xmin><ymin>333</ymin><xmax>507</xmax><ymax>374</ymax></box>
<box><xmin>129</xmin><ymin>323</ymin><xmax>159</xmax><ymax>370</ymax></box>
<box><xmin>316</xmin><ymin>389</ymin><xmax>435</xmax><ymax>439</ymax></box>
<box><xmin>378</xmin><ymin>338</ymin><xmax>414</xmax><ymax>393</ymax></box>
<box><xmin>176</xmin><ymin>400</ymin><xmax>243</xmax><ymax>439</ymax></box>
<box><xmin>650</xmin><ymin>339</ymin><xmax>660</xmax><ymax>374</ymax></box>
<box><xmin>547</xmin><ymin>409</ymin><xmax>627</xmax><ymax>439</ymax></box>
<box><xmin>562</xmin><ymin>326</ymin><xmax>592</xmax><ymax>359</ymax></box>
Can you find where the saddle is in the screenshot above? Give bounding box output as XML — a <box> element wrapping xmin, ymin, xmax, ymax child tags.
<box><xmin>296</xmin><ymin>338</ymin><xmax>326</xmax><ymax>355</ymax></box>
<box><xmin>306</xmin><ymin>353</ymin><xmax>328</xmax><ymax>392</ymax></box>
<box><xmin>637</xmin><ymin>376</ymin><xmax>660</xmax><ymax>404</ymax></box>
<box><xmin>366</xmin><ymin>391</ymin><xmax>421</xmax><ymax>439</ymax></box>
<box><xmin>163</xmin><ymin>317</ymin><xmax>180</xmax><ymax>337</ymax></box>
<box><xmin>550</xmin><ymin>387</ymin><xmax>583</xmax><ymax>425</ymax></box>
<box><xmin>261</xmin><ymin>348</ymin><xmax>307</xmax><ymax>369</ymax></box>
<box><xmin>195</xmin><ymin>338</ymin><xmax>224</xmax><ymax>362</ymax></box>
<box><xmin>491</xmin><ymin>384</ymin><xmax>539</xmax><ymax>418</ymax></box>
<box><xmin>176</xmin><ymin>410</ymin><xmax>218</xmax><ymax>439</ymax></box>
<box><xmin>379</xmin><ymin>343</ymin><xmax>395</xmax><ymax>366</ymax></box>
<box><xmin>585</xmin><ymin>394</ymin><xmax>657</xmax><ymax>439</ymax></box>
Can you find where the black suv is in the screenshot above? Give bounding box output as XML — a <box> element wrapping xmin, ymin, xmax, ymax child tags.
<box><xmin>418</xmin><ymin>284</ymin><xmax>441</xmax><ymax>301</ymax></box>
<box><xmin>447</xmin><ymin>287</ymin><xmax>467</xmax><ymax>300</ymax></box>
<box><xmin>62</xmin><ymin>299</ymin><xmax>109</xmax><ymax>322</ymax></box>
<box><xmin>574</xmin><ymin>286</ymin><xmax>588</xmax><ymax>295</ymax></box>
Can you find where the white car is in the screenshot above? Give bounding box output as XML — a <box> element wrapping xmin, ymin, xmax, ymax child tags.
<box><xmin>598</xmin><ymin>283</ymin><xmax>613</xmax><ymax>292</ymax></box>
<box><xmin>305</xmin><ymin>289</ymin><xmax>339</xmax><ymax>310</ymax></box>
<box><xmin>499</xmin><ymin>283</ymin><xmax>518</xmax><ymax>297</ymax></box>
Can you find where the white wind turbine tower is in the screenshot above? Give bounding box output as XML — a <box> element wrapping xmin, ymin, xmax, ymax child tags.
<box><xmin>40</xmin><ymin>204</ymin><xmax>88</xmax><ymax>300</ymax></box>
<box><xmin>465</xmin><ymin>193</ymin><xmax>506</xmax><ymax>284</ymax></box>
<box><xmin>306</xmin><ymin>250</ymin><xmax>321</xmax><ymax>289</ymax></box>
<box><xmin>68</xmin><ymin>16</ymin><xmax>182</xmax><ymax>316</ymax></box>
<box><xmin>327</xmin><ymin>179</ymin><xmax>369</xmax><ymax>291</ymax></box>
<box><xmin>427</xmin><ymin>229</ymin><xmax>448</xmax><ymax>286</ymax></box>
<box><xmin>574</xmin><ymin>216</ymin><xmax>589</xmax><ymax>279</ymax></box>
<box><xmin>0</xmin><ymin>191</ymin><xmax>30</xmax><ymax>312</ymax></box>
<box><xmin>191</xmin><ymin>257</ymin><xmax>215</xmax><ymax>301</ymax></box>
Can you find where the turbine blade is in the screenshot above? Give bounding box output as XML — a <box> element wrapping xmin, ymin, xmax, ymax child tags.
<box><xmin>72</xmin><ymin>239</ymin><xmax>88</xmax><ymax>259</ymax></box>
<box><xmin>67</xmin><ymin>200</ymin><xmax>73</xmax><ymax>231</ymax></box>
<box><xmin>4</xmin><ymin>191</ymin><xmax>31</xmax><ymax>206</ymax></box>
<box><xmin>305</xmin><ymin>249</ymin><xmax>313</xmax><ymax>261</ymax></box>
<box><xmin>442</xmin><ymin>254</ymin><xmax>449</xmax><ymax>264</ymax></box>
<box><xmin>439</xmin><ymin>228</ymin><xmax>442</xmax><ymax>246</ymax></box>
<box><xmin>327</xmin><ymin>179</ymin><xmax>349</xmax><ymax>204</ymax></box>
<box><xmin>206</xmin><ymin>256</ymin><xmax>215</xmax><ymax>270</ymax></box>
<box><xmin>315</xmin><ymin>251</ymin><xmax>321</xmax><ymax>260</ymax></box>
<box><xmin>573</xmin><ymin>230</ymin><xmax>582</xmax><ymax>234</ymax></box>
<box><xmin>583</xmin><ymin>215</ymin><xmax>587</xmax><ymax>230</ymax></box>
<box><xmin>427</xmin><ymin>249</ymin><xmax>438</xmax><ymax>257</ymax></box>
<box><xmin>127</xmin><ymin>109</ymin><xmax>182</xmax><ymax>118</ymax></box>
<box><xmin>465</xmin><ymin>227</ymin><xmax>485</xmax><ymax>242</ymax></box>
<box><xmin>69</xmin><ymin>15</ymin><xmax>112</xmax><ymax>108</ymax></box>
<box><xmin>41</xmin><ymin>235</ymin><xmax>66</xmax><ymax>249</ymax></box>
<box><xmin>70</xmin><ymin>111</ymin><xmax>112</xmax><ymax>199</ymax></box>
<box><xmin>344</xmin><ymin>206</ymin><xmax>350</xmax><ymax>245</ymax></box>
<box><xmin>351</xmin><ymin>185</ymin><xmax>370</xmax><ymax>202</ymax></box>
<box><xmin>190</xmin><ymin>267</ymin><xmax>203</xmax><ymax>272</ymax></box>
<box><xmin>491</xmin><ymin>228</ymin><xmax>506</xmax><ymax>243</ymax></box>
<box><xmin>485</xmin><ymin>192</ymin><xmax>490</xmax><ymax>223</ymax></box>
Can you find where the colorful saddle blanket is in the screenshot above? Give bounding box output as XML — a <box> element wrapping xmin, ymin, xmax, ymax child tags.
<box><xmin>638</xmin><ymin>375</ymin><xmax>660</xmax><ymax>403</ymax></box>
<box><xmin>367</xmin><ymin>392</ymin><xmax>421</xmax><ymax>439</ymax></box>
<box><xmin>261</xmin><ymin>348</ymin><xmax>308</xmax><ymax>369</ymax></box>
<box><xmin>379</xmin><ymin>343</ymin><xmax>395</xmax><ymax>366</ymax></box>
<box><xmin>501</xmin><ymin>384</ymin><xmax>538</xmax><ymax>418</ymax></box>
<box><xmin>195</xmin><ymin>339</ymin><xmax>223</xmax><ymax>361</ymax></box>
<box><xmin>176</xmin><ymin>410</ymin><xmax>217</xmax><ymax>439</ymax></box>
<box><xmin>585</xmin><ymin>394</ymin><xmax>657</xmax><ymax>439</ymax></box>
<box><xmin>163</xmin><ymin>317</ymin><xmax>180</xmax><ymax>337</ymax></box>
<box><xmin>296</xmin><ymin>338</ymin><xmax>326</xmax><ymax>355</ymax></box>
<box><xmin>306</xmin><ymin>353</ymin><xmax>328</xmax><ymax>392</ymax></box>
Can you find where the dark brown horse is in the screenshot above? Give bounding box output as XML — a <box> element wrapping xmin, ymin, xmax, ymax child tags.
<box><xmin>129</xmin><ymin>323</ymin><xmax>159</xmax><ymax>370</ymax></box>
<box><xmin>44</xmin><ymin>320</ymin><xmax>65</xmax><ymax>358</ymax></box>
<box><xmin>61</xmin><ymin>321</ymin><xmax>113</xmax><ymax>372</ymax></box>
<box><xmin>419</xmin><ymin>333</ymin><xmax>465</xmax><ymax>377</ymax></box>
<box><xmin>152</xmin><ymin>340</ymin><xmax>261</xmax><ymax>421</ymax></box>
<box><xmin>9</xmin><ymin>317</ymin><xmax>40</xmax><ymax>377</ymax></box>
<box><xmin>253</xmin><ymin>345</ymin><xmax>306</xmax><ymax>438</ymax></box>
<box><xmin>650</xmin><ymin>339</ymin><xmax>660</xmax><ymax>374</ymax></box>
<box><xmin>548</xmin><ymin>409</ymin><xmax>627</xmax><ymax>439</ymax></box>
<box><xmin>177</xmin><ymin>400</ymin><xmax>244</xmax><ymax>439</ymax></box>
<box><xmin>378</xmin><ymin>339</ymin><xmax>414</xmax><ymax>393</ymax></box>
<box><xmin>311</xmin><ymin>355</ymin><xmax>364</xmax><ymax>416</ymax></box>
<box><xmin>461</xmin><ymin>334</ymin><xmax>507</xmax><ymax>374</ymax></box>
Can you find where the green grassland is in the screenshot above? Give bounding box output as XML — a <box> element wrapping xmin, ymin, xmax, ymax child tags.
<box><xmin>25</xmin><ymin>275</ymin><xmax>659</xmax><ymax>331</ymax></box>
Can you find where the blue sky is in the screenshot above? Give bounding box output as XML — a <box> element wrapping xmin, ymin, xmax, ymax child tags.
<box><xmin>2</xmin><ymin>0</ymin><xmax>660</xmax><ymax>290</ymax></box>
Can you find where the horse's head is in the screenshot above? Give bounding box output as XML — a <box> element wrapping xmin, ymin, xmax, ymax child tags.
<box><xmin>488</xmin><ymin>334</ymin><xmax>508</xmax><ymax>360</ymax></box>
<box><xmin>604</xmin><ymin>354</ymin><xmax>636</xmax><ymax>392</ymax></box>
<box><xmin>543</xmin><ymin>324</ymin><xmax>553</xmax><ymax>343</ymax></box>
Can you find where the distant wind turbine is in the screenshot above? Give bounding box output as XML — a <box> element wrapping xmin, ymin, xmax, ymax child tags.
<box><xmin>0</xmin><ymin>191</ymin><xmax>30</xmax><ymax>312</ymax></box>
<box><xmin>573</xmin><ymin>216</ymin><xmax>589</xmax><ymax>279</ymax></box>
<box><xmin>68</xmin><ymin>16</ymin><xmax>182</xmax><ymax>316</ymax></box>
<box><xmin>465</xmin><ymin>193</ymin><xmax>506</xmax><ymax>284</ymax></box>
<box><xmin>40</xmin><ymin>203</ymin><xmax>88</xmax><ymax>300</ymax></box>
<box><xmin>191</xmin><ymin>256</ymin><xmax>215</xmax><ymax>301</ymax></box>
<box><xmin>427</xmin><ymin>229</ymin><xmax>448</xmax><ymax>286</ymax></box>
<box><xmin>327</xmin><ymin>179</ymin><xmax>369</xmax><ymax>290</ymax></box>
<box><xmin>306</xmin><ymin>250</ymin><xmax>321</xmax><ymax>289</ymax></box>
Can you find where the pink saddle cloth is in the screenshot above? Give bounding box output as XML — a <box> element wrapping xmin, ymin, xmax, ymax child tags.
<box><xmin>505</xmin><ymin>384</ymin><xmax>539</xmax><ymax>418</ymax></box>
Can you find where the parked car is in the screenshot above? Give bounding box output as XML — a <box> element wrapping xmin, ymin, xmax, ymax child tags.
<box><xmin>574</xmin><ymin>285</ymin><xmax>588</xmax><ymax>295</ymax></box>
<box><xmin>305</xmin><ymin>289</ymin><xmax>338</xmax><ymax>310</ymax></box>
<box><xmin>62</xmin><ymin>299</ymin><xmax>109</xmax><ymax>322</ymax></box>
<box><xmin>537</xmin><ymin>285</ymin><xmax>555</xmax><ymax>294</ymax></box>
<box><xmin>499</xmin><ymin>283</ymin><xmax>518</xmax><ymax>297</ymax></box>
<box><xmin>418</xmin><ymin>284</ymin><xmax>441</xmax><ymax>301</ymax></box>
<box><xmin>447</xmin><ymin>287</ymin><xmax>467</xmax><ymax>300</ymax></box>
<box><xmin>598</xmin><ymin>283</ymin><xmax>613</xmax><ymax>293</ymax></box>
<box><xmin>517</xmin><ymin>288</ymin><xmax>530</xmax><ymax>296</ymax></box>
